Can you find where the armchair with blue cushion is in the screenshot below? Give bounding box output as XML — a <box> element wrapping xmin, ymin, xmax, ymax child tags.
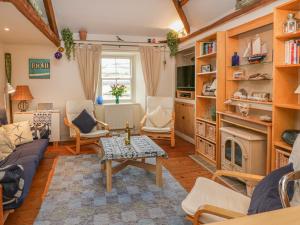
<box><xmin>182</xmin><ymin>135</ymin><xmax>300</xmax><ymax>225</ymax></box>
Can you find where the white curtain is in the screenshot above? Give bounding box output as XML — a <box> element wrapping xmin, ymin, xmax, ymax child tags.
<box><xmin>139</xmin><ymin>46</ymin><xmax>161</xmax><ymax>96</ymax></box>
<box><xmin>76</xmin><ymin>44</ymin><xmax>102</xmax><ymax>100</ymax></box>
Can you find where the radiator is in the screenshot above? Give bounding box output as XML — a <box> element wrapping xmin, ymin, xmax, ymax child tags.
<box><xmin>104</xmin><ymin>104</ymin><xmax>137</xmax><ymax>129</ymax></box>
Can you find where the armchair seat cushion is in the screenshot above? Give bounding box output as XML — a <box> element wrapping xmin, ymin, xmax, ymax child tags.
<box><xmin>79</xmin><ymin>129</ymin><xmax>109</xmax><ymax>138</ymax></box>
<box><xmin>182</xmin><ymin>177</ymin><xmax>250</xmax><ymax>223</ymax></box>
<box><xmin>141</xmin><ymin>126</ymin><xmax>171</xmax><ymax>133</ymax></box>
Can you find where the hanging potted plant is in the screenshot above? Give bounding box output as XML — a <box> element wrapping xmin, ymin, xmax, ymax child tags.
<box><xmin>110</xmin><ymin>84</ymin><xmax>127</xmax><ymax>104</ymax></box>
<box><xmin>61</xmin><ymin>28</ymin><xmax>75</xmax><ymax>60</ymax></box>
<box><xmin>167</xmin><ymin>30</ymin><xmax>179</xmax><ymax>56</ymax></box>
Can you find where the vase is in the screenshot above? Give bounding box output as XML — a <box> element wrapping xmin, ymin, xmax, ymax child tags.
<box><xmin>79</xmin><ymin>29</ymin><xmax>87</xmax><ymax>41</ymax></box>
<box><xmin>115</xmin><ymin>96</ymin><xmax>120</xmax><ymax>104</ymax></box>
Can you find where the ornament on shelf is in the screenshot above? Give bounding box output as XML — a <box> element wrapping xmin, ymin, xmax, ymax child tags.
<box><xmin>238</xmin><ymin>103</ymin><xmax>250</xmax><ymax>117</ymax></box>
<box><xmin>283</xmin><ymin>13</ymin><xmax>298</xmax><ymax>33</ymax></box>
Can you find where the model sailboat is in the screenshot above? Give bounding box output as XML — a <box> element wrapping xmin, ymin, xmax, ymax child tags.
<box><xmin>243</xmin><ymin>34</ymin><xmax>268</xmax><ymax>64</ymax></box>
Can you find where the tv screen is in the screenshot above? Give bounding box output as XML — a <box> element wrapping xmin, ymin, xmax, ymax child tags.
<box><xmin>176</xmin><ymin>65</ymin><xmax>195</xmax><ymax>90</ymax></box>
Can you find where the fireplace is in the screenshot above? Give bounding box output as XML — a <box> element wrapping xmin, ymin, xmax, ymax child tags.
<box><xmin>220</xmin><ymin>127</ymin><xmax>267</xmax><ymax>176</ymax></box>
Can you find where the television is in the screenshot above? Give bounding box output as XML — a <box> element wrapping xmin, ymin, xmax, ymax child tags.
<box><xmin>176</xmin><ymin>65</ymin><xmax>195</xmax><ymax>90</ymax></box>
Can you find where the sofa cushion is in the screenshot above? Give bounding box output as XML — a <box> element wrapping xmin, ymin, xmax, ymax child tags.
<box><xmin>3</xmin><ymin>121</ymin><xmax>33</xmax><ymax>146</ymax></box>
<box><xmin>0</xmin><ymin>127</ymin><xmax>15</xmax><ymax>160</ymax></box>
<box><xmin>72</xmin><ymin>109</ymin><xmax>97</xmax><ymax>134</ymax></box>
<box><xmin>248</xmin><ymin>163</ymin><xmax>294</xmax><ymax>215</ymax></box>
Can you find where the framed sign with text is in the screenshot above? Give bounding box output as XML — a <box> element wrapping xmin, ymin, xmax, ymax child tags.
<box><xmin>29</xmin><ymin>58</ymin><xmax>50</xmax><ymax>79</ymax></box>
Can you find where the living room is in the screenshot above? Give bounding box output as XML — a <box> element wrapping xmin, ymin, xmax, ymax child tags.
<box><xmin>0</xmin><ymin>0</ymin><xmax>300</xmax><ymax>225</ymax></box>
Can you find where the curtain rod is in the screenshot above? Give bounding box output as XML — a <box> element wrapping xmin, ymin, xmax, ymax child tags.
<box><xmin>74</xmin><ymin>40</ymin><xmax>166</xmax><ymax>48</ymax></box>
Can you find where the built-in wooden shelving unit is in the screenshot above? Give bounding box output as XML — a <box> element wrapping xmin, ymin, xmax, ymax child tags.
<box><xmin>220</xmin><ymin>14</ymin><xmax>274</xmax><ymax>173</ymax></box>
<box><xmin>272</xmin><ymin>0</ymin><xmax>300</xmax><ymax>169</ymax></box>
<box><xmin>195</xmin><ymin>32</ymin><xmax>226</xmax><ymax>167</ymax></box>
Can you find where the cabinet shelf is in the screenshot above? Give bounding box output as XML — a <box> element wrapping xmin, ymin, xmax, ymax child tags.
<box><xmin>276</xmin><ymin>31</ymin><xmax>300</xmax><ymax>40</ymax></box>
<box><xmin>230</xmin><ymin>98</ymin><xmax>273</xmax><ymax>105</ymax></box>
<box><xmin>230</xmin><ymin>61</ymin><xmax>273</xmax><ymax>68</ymax></box>
<box><xmin>275</xmin><ymin>103</ymin><xmax>300</xmax><ymax>110</ymax></box>
<box><xmin>275</xmin><ymin>64</ymin><xmax>300</xmax><ymax>68</ymax></box>
<box><xmin>197</xmin><ymin>52</ymin><xmax>216</xmax><ymax>59</ymax></box>
<box><xmin>197</xmin><ymin>71</ymin><xmax>217</xmax><ymax>75</ymax></box>
<box><xmin>274</xmin><ymin>141</ymin><xmax>293</xmax><ymax>152</ymax></box>
<box><xmin>197</xmin><ymin>95</ymin><xmax>216</xmax><ymax>99</ymax></box>
<box><xmin>196</xmin><ymin>117</ymin><xmax>216</xmax><ymax>125</ymax></box>
<box><xmin>227</xmin><ymin>78</ymin><xmax>272</xmax><ymax>81</ymax></box>
<box><xmin>195</xmin><ymin>134</ymin><xmax>216</xmax><ymax>144</ymax></box>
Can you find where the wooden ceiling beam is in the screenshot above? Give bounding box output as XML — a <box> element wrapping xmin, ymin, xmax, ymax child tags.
<box><xmin>180</xmin><ymin>0</ymin><xmax>189</xmax><ymax>7</ymax></box>
<box><xmin>0</xmin><ymin>0</ymin><xmax>60</xmax><ymax>47</ymax></box>
<box><xmin>43</xmin><ymin>0</ymin><xmax>59</xmax><ymax>37</ymax></box>
<box><xmin>172</xmin><ymin>0</ymin><xmax>190</xmax><ymax>34</ymax></box>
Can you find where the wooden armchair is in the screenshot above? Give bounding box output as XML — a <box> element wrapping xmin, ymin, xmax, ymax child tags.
<box><xmin>140</xmin><ymin>96</ymin><xmax>175</xmax><ymax>147</ymax></box>
<box><xmin>64</xmin><ymin>100</ymin><xmax>109</xmax><ymax>154</ymax></box>
<box><xmin>182</xmin><ymin>170</ymin><xmax>264</xmax><ymax>225</ymax></box>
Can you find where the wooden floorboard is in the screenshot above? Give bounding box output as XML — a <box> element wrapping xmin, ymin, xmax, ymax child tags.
<box><xmin>5</xmin><ymin>136</ymin><xmax>214</xmax><ymax>225</ymax></box>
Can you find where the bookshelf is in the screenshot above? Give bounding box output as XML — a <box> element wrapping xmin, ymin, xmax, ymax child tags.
<box><xmin>195</xmin><ymin>32</ymin><xmax>226</xmax><ymax>167</ymax></box>
<box><xmin>272</xmin><ymin>0</ymin><xmax>300</xmax><ymax>169</ymax></box>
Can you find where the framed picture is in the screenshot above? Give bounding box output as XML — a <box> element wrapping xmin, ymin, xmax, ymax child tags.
<box><xmin>29</xmin><ymin>58</ymin><xmax>50</xmax><ymax>79</ymax></box>
<box><xmin>201</xmin><ymin>64</ymin><xmax>212</xmax><ymax>73</ymax></box>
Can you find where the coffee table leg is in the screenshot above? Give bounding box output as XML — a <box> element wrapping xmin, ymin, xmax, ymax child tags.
<box><xmin>156</xmin><ymin>157</ymin><xmax>163</xmax><ymax>187</ymax></box>
<box><xmin>106</xmin><ymin>160</ymin><xmax>112</xmax><ymax>192</ymax></box>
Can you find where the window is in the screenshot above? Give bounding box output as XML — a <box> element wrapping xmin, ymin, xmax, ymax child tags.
<box><xmin>101</xmin><ymin>56</ymin><xmax>133</xmax><ymax>101</ymax></box>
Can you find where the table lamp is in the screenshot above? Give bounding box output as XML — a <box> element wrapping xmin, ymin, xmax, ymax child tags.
<box><xmin>11</xmin><ymin>85</ymin><xmax>33</xmax><ymax>112</ymax></box>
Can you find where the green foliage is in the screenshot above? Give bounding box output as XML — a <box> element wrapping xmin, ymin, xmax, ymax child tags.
<box><xmin>61</xmin><ymin>28</ymin><xmax>75</xmax><ymax>60</ymax></box>
<box><xmin>167</xmin><ymin>31</ymin><xmax>179</xmax><ymax>56</ymax></box>
<box><xmin>110</xmin><ymin>84</ymin><xmax>127</xmax><ymax>97</ymax></box>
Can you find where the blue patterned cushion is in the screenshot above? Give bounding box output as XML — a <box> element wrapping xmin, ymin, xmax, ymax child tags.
<box><xmin>248</xmin><ymin>163</ymin><xmax>294</xmax><ymax>215</ymax></box>
<box><xmin>72</xmin><ymin>109</ymin><xmax>96</xmax><ymax>134</ymax></box>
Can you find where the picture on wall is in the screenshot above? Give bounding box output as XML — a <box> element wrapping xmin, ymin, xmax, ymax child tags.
<box><xmin>29</xmin><ymin>58</ymin><xmax>50</xmax><ymax>79</ymax></box>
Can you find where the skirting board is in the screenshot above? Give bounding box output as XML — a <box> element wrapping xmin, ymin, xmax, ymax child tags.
<box><xmin>175</xmin><ymin>130</ymin><xmax>195</xmax><ymax>144</ymax></box>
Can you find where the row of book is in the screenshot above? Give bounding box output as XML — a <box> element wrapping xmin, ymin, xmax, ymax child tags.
<box><xmin>285</xmin><ymin>39</ymin><xmax>300</xmax><ymax>64</ymax></box>
<box><xmin>200</xmin><ymin>41</ymin><xmax>216</xmax><ymax>56</ymax></box>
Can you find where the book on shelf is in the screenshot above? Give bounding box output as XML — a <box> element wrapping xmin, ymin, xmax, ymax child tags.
<box><xmin>285</xmin><ymin>39</ymin><xmax>300</xmax><ymax>64</ymax></box>
<box><xmin>200</xmin><ymin>41</ymin><xmax>216</xmax><ymax>56</ymax></box>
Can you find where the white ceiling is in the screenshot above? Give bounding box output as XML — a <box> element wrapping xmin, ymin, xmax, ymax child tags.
<box><xmin>184</xmin><ymin>0</ymin><xmax>236</xmax><ymax>33</ymax></box>
<box><xmin>0</xmin><ymin>2</ymin><xmax>51</xmax><ymax>45</ymax></box>
<box><xmin>52</xmin><ymin>0</ymin><xmax>180</xmax><ymax>37</ymax></box>
<box><xmin>0</xmin><ymin>0</ymin><xmax>239</xmax><ymax>45</ymax></box>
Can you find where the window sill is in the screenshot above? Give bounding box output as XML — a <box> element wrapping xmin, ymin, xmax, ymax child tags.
<box><xmin>95</xmin><ymin>102</ymin><xmax>139</xmax><ymax>106</ymax></box>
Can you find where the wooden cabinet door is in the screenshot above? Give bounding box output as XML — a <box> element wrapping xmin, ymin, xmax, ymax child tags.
<box><xmin>185</xmin><ymin>104</ymin><xmax>195</xmax><ymax>138</ymax></box>
<box><xmin>175</xmin><ymin>102</ymin><xmax>185</xmax><ymax>133</ymax></box>
<box><xmin>175</xmin><ymin>102</ymin><xmax>195</xmax><ymax>138</ymax></box>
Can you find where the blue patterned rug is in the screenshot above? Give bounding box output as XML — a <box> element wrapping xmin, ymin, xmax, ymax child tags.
<box><xmin>34</xmin><ymin>154</ymin><xmax>190</xmax><ymax>225</ymax></box>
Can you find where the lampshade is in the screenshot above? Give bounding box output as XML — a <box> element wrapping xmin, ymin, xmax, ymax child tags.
<box><xmin>295</xmin><ymin>85</ymin><xmax>300</xmax><ymax>94</ymax></box>
<box><xmin>6</xmin><ymin>83</ymin><xmax>15</xmax><ymax>94</ymax></box>
<box><xmin>11</xmin><ymin>85</ymin><xmax>34</xmax><ymax>101</ymax></box>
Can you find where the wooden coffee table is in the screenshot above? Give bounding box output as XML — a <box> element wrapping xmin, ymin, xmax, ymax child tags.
<box><xmin>99</xmin><ymin>135</ymin><xmax>168</xmax><ymax>192</ymax></box>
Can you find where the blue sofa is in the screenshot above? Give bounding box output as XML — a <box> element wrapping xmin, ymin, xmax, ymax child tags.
<box><xmin>0</xmin><ymin>139</ymin><xmax>49</xmax><ymax>210</ymax></box>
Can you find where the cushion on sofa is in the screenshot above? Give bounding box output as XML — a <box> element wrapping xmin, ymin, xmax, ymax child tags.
<box><xmin>72</xmin><ymin>109</ymin><xmax>97</xmax><ymax>133</ymax></box>
<box><xmin>248</xmin><ymin>163</ymin><xmax>294</xmax><ymax>215</ymax></box>
<box><xmin>147</xmin><ymin>105</ymin><xmax>171</xmax><ymax>128</ymax></box>
<box><xmin>3</xmin><ymin>121</ymin><xmax>33</xmax><ymax>146</ymax></box>
<box><xmin>0</xmin><ymin>127</ymin><xmax>16</xmax><ymax>160</ymax></box>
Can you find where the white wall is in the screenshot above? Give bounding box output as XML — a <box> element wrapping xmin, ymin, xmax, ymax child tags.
<box><xmin>0</xmin><ymin>42</ymin><xmax>5</xmax><ymax>108</ymax></box>
<box><xmin>4</xmin><ymin>43</ymin><xmax>175</xmax><ymax>140</ymax></box>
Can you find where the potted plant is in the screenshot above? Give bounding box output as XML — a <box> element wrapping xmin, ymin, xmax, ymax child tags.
<box><xmin>110</xmin><ymin>84</ymin><xmax>127</xmax><ymax>104</ymax></box>
<box><xmin>61</xmin><ymin>28</ymin><xmax>75</xmax><ymax>60</ymax></box>
<box><xmin>79</xmin><ymin>29</ymin><xmax>87</xmax><ymax>41</ymax></box>
<box><xmin>167</xmin><ymin>30</ymin><xmax>179</xmax><ymax>56</ymax></box>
